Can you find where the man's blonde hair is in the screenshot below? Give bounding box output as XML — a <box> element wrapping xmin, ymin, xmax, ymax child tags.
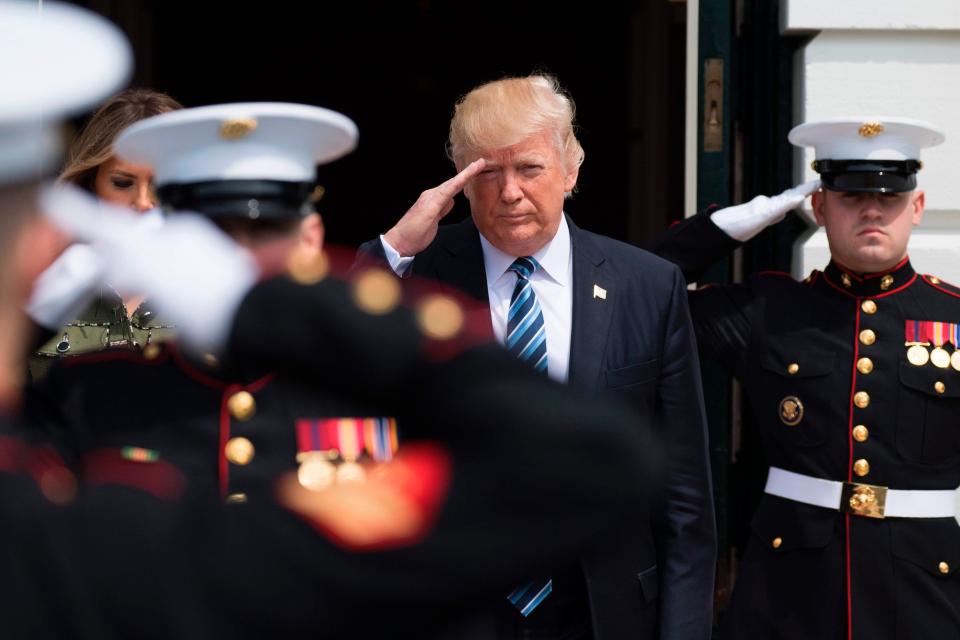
<box><xmin>447</xmin><ymin>74</ymin><xmax>585</xmax><ymax>172</ymax></box>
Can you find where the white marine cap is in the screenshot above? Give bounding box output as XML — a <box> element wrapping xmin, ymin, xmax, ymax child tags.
<box><xmin>115</xmin><ymin>102</ymin><xmax>358</xmax><ymax>219</ymax></box>
<box><xmin>788</xmin><ymin>117</ymin><xmax>945</xmax><ymax>192</ymax></box>
<box><xmin>0</xmin><ymin>1</ymin><xmax>131</xmax><ymax>185</ymax></box>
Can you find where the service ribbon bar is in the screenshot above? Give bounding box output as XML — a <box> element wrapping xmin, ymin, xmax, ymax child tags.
<box><xmin>364</xmin><ymin>417</ymin><xmax>399</xmax><ymax>462</ymax></box>
<box><xmin>296</xmin><ymin>417</ymin><xmax>398</xmax><ymax>462</ymax></box>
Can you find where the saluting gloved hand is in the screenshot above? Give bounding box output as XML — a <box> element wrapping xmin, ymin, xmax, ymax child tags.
<box><xmin>40</xmin><ymin>184</ymin><xmax>258</xmax><ymax>352</ymax></box>
<box><xmin>711</xmin><ymin>179</ymin><xmax>820</xmax><ymax>242</ymax></box>
<box><xmin>25</xmin><ymin>208</ymin><xmax>165</xmax><ymax>331</ymax></box>
<box><xmin>26</xmin><ymin>243</ymin><xmax>104</xmax><ymax>331</ymax></box>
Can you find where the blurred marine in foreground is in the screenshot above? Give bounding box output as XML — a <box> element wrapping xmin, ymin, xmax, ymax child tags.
<box><xmin>1</xmin><ymin>2</ymin><xmax>659</xmax><ymax>638</ymax></box>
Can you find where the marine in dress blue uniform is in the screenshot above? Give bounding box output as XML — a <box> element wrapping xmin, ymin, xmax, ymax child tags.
<box><xmin>654</xmin><ymin>118</ymin><xmax>960</xmax><ymax>639</ymax></box>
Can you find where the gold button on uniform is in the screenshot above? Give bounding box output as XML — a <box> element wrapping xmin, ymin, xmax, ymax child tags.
<box><xmin>939</xmin><ymin>561</ymin><xmax>950</xmax><ymax>575</ymax></box>
<box><xmin>854</xmin><ymin>391</ymin><xmax>870</xmax><ymax>409</ymax></box>
<box><xmin>352</xmin><ymin>269</ymin><xmax>402</xmax><ymax>315</ymax></box>
<box><xmin>859</xmin><ymin>329</ymin><xmax>876</xmax><ymax>346</ymax></box>
<box><xmin>880</xmin><ymin>274</ymin><xmax>894</xmax><ymax>290</ymax></box>
<box><xmin>852</xmin><ymin>425</ymin><xmax>869</xmax><ymax>442</ymax></box>
<box><xmin>787</xmin><ymin>363</ymin><xmax>800</xmax><ymax>375</ymax></box>
<box><xmin>225</xmin><ymin>437</ymin><xmax>255</xmax><ymax>466</ymax></box>
<box><xmin>225</xmin><ymin>492</ymin><xmax>248</xmax><ymax>504</ymax></box>
<box><xmin>935</xmin><ymin>381</ymin><xmax>946</xmax><ymax>394</ymax></box>
<box><xmin>772</xmin><ymin>537</ymin><xmax>783</xmax><ymax>549</ymax></box>
<box><xmin>227</xmin><ymin>391</ymin><xmax>256</xmax><ymax>421</ymax></box>
<box><xmin>861</xmin><ymin>300</ymin><xmax>877</xmax><ymax>314</ymax></box>
<box><xmin>853</xmin><ymin>458</ymin><xmax>870</xmax><ymax>477</ymax></box>
<box><xmin>857</xmin><ymin>358</ymin><xmax>874</xmax><ymax>375</ymax></box>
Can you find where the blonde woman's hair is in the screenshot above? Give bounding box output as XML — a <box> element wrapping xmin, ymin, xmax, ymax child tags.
<box><xmin>60</xmin><ymin>88</ymin><xmax>183</xmax><ymax>192</ymax></box>
<box><xmin>447</xmin><ymin>74</ymin><xmax>584</xmax><ymax>172</ymax></box>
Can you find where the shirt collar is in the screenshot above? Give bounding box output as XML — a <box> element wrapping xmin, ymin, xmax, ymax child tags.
<box><xmin>479</xmin><ymin>214</ymin><xmax>571</xmax><ymax>288</ymax></box>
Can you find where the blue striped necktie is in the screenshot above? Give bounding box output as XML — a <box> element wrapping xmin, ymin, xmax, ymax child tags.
<box><xmin>505</xmin><ymin>256</ymin><xmax>552</xmax><ymax>616</ymax></box>
<box><xmin>505</xmin><ymin>257</ymin><xmax>548</xmax><ymax>375</ymax></box>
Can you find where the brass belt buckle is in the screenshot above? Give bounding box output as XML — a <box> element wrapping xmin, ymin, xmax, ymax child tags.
<box><xmin>840</xmin><ymin>482</ymin><xmax>888</xmax><ymax>519</ymax></box>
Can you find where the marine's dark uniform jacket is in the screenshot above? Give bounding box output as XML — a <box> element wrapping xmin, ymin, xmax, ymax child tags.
<box><xmin>654</xmin><ymin>211</ymin><xmax>960</xmax><ymax>639</ymax></box>
<box><xmin>14</xmin><ymin>273</ymin><xmax>660</xmax><ymax>638</ymax></box>
<box><xmin>26</xmin><ymin>269</ymin><xmax>470</xmax><ymax>503</ymax></box>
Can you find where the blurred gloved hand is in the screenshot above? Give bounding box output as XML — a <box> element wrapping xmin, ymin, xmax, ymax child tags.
<box><xmin>41</xmin><ymin>183</ymin><xmax>258</xmax><ymax>351</ymax></box>
<box><xmin>26</xmin><ymin>243</ymin><xmax>104</xmax><ymax>330</ymax></box>
<box><xmin>26</xmin><ymin>208</ymin><xmax>165</xmax><ymax>330</ymax></box>
<box><xmin>711</xmin><ymin>179</ymin><xmax>820</xmax><ymax>242</ymax></box>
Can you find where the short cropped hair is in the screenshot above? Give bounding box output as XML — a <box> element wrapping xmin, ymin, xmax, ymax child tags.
<box><xmin>447</xmin><ymin>74</ymin><xmax>585</xmax><ymax>172</ymax></box>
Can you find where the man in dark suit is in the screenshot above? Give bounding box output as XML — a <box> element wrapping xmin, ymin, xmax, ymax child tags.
<box><xmin>360</xmin><ymin>74</ymin><xmax>716</xmax><ymax>640</ymax></box>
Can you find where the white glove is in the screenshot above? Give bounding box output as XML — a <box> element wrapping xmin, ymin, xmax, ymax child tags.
<box><xmin>41</xmin><ymin>184</ymin><xmax>258</xmax><ymax>352</ymax></box>
<box><xmin>26</xmin><ymin>243</ymin><xmax>104</xmax><ymax>330</ymax></box>
<box><xmin>26</xmin><ymin>208</ymin><xmax>165</xmax><ymax>330</ymax></box>
<box><xmin>711</xmin><ymin>179</ymin><xmax>820</xmax><ymax>242</ymax></box>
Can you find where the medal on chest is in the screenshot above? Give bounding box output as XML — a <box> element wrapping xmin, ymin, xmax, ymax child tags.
<box><xmin>904</xmin><ymin>320</ymin><xmax>960</xmax><ymax>369</ymax></box>
<box><xmin>295</xmin><ymin>417</ymin><xmax>399</xmax><ymax>491</ymax></box>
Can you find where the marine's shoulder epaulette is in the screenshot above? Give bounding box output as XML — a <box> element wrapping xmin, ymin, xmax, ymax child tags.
<box><xmin>921</xmin><ymin>274</ymin><xmax>960</xmax><ymax>299</ymax></box>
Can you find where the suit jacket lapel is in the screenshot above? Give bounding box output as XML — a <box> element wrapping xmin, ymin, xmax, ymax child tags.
<box><xmin>430</xmin><ymin>218</ymin><xmax>494</xmax><ymax>336</ymax></box>
<box><xmin>568</xmin><ymin>217</ymin><xmax>613</xmax><ymax>392</ymax></box>
<box><xmin>431</xmin><ymin>218</ymin><xmax>489</xmax><ymax>302</ymax></box>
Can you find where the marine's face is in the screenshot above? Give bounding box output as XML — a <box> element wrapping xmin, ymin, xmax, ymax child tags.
<box><xmin>94</xmin><ymin>156</ymin><xmax>156</xmax><ymax>213</ymax></box>
<box><xmin>813</xmin><ymin>188</ymin><xmax>924</xmax><ymax>274</ymax></box>
<box><xmin>461</xmin><ymin>130</ymin><xmax>578</xmax><ymax>257</ymax></box>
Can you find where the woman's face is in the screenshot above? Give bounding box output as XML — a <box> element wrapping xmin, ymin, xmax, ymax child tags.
<box><xmin>93</xmin><ymin>156</ymin><xmax>156</xmax><ymax>213</ymax></box>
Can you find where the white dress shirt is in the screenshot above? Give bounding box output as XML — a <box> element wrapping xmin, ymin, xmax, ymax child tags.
<box><xmin>379</xmin><ymin>215</ymin><xmax>573</xmax><ymax>382</ymax></box>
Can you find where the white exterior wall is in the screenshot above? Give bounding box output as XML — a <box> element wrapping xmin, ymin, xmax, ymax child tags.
<box><xmin>782</xmin><ymin>1</ymin><xmax>960</xmax><ymax>282</ymax></box>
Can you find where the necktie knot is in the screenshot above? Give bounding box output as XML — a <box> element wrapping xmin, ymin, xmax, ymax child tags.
<box><xmin>508</xmin><ymin>256</ymin><xmax>540</xmax><ymax>281</ymax></box>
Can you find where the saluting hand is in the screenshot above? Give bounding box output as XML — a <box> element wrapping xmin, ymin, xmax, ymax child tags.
<box><xmin>383</xmin><ymin>159</ymin><xmax>486</xmax><ymax>257</ymax></box>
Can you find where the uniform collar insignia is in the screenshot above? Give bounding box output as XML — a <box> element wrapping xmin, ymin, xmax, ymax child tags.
<box><xmin>823</xmin><ymin>257</ymin><xmax>915</xmax><ymax>298</ymax></box>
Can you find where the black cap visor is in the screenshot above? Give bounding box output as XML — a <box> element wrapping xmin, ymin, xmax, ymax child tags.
<box><xmin>815</xmin><ymin>159</ymin><xmax>920</xmax><ymax>193</ymax></box>
<box><xmin>158</xmin><ymin>180</ymin><xmax>314</xmax><ymax>219</ymax></box>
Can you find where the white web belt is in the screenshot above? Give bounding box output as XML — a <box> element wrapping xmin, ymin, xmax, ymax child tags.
<box><xmin>765</xmin><ymin>466</ymin><xmax>960</xmax><ymax>521</ymax></box>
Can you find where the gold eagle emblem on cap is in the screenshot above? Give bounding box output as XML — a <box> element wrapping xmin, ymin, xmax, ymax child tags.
<box><xmin>219</xmin><ymin>117</ymin><xmax>258</xmax><ymax>140</ymax></box>
<box><xmin>858</xmin><ymin>122</ymin><xmax>885</xmax><ymax>138</ymax></box>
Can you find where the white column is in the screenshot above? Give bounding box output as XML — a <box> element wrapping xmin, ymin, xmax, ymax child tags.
<box><xmin>782</xmin><ymin>0</ymin><xmax>960</xmax><ymax>282</ymax></box>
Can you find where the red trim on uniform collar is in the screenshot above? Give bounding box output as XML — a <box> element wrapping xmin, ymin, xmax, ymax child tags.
<box><xmin>170</xmin><ymin>344</ymin><xmax>277</xmax><ymax>390</ymax></box>
<box><xmin>170</xmin><ymin>346</ymin><xmax>231</xmax><ymax>390</ymax></box>
<box><xmin>821</xmin><ymin>257</ymin><xmax>915</xmax><ymax>298</ymax></box>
